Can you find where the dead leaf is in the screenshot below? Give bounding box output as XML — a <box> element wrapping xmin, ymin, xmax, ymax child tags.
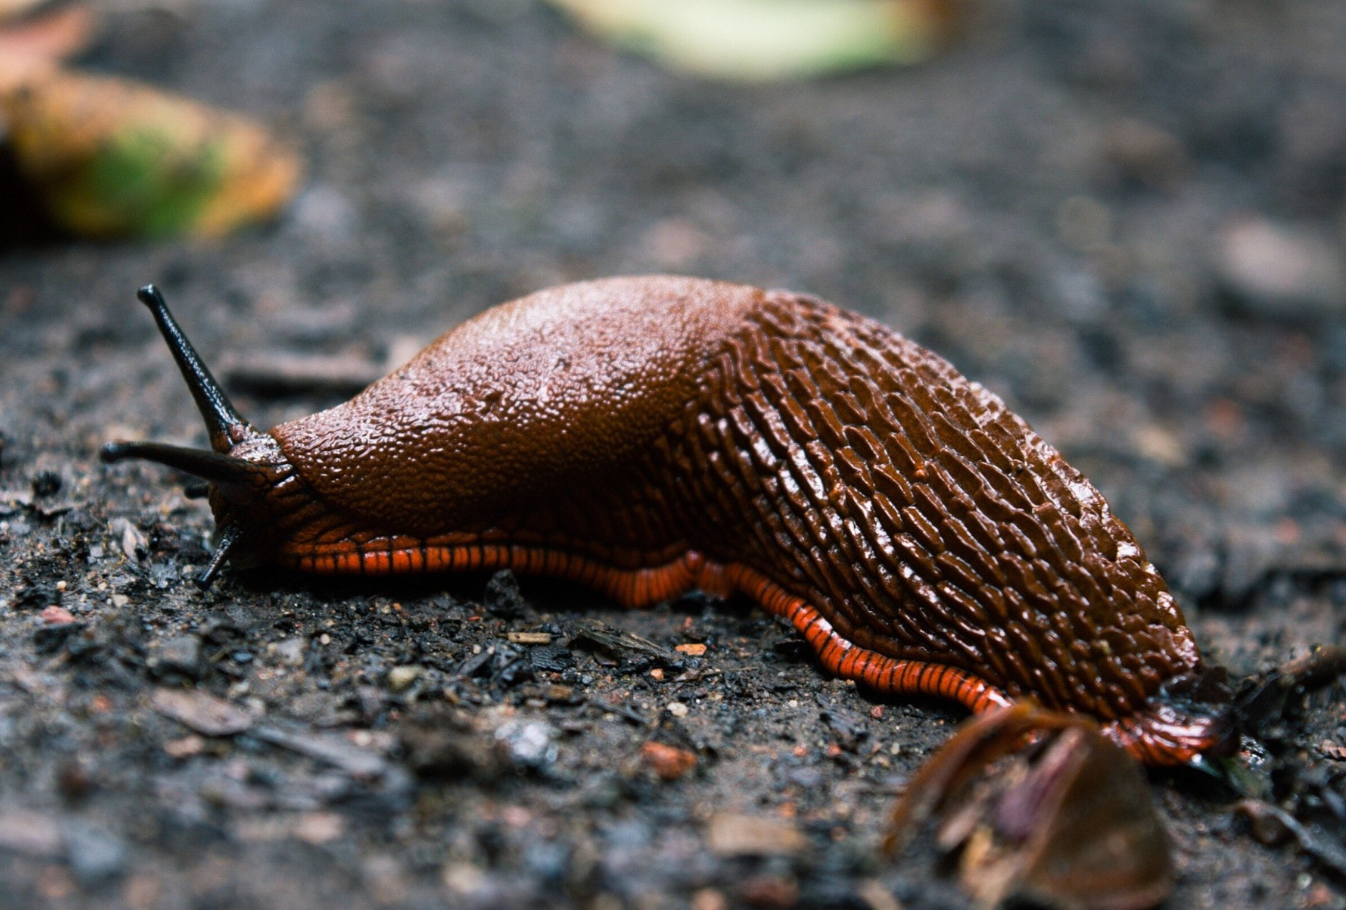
<box><xmin>545</xmin><ymin>0</ymin><xmax>966</xmax><ymax>82</ymax></box>
<box><xmin>887</xmin><ymin>704</ymin><xmax>1173</xmax><ymax>910</ymax></box>
<box><xmin>0</xmin><ymin>71</ymin><xmax>302</xmax><ymax>239</ymax></box>
<box><xmin>0</xmin><ymin>4</ymin><xmax>96</xmax><ymax>90</ymax></box>
<box><xmin>0</xmin><ymin>0</ymin><xmax>48</xmax><ymax>21</ymax></box>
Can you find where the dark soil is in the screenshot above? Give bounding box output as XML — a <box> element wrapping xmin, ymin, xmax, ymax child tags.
<box><xmin>3</xmin><ymin>1</ymin><xmax>1346</xmax><ymax>908</ymax></box>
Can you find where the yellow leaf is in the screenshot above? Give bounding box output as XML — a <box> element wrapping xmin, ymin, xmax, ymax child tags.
<box><xmin>546</xmin><ymin>0</ymin><xmax>964</xmax><ymax>81</ymax></box>
<box><xmin>0</xmin><ymin>71</ymin><xmax>303</xmax><ymax>240</ymax></box>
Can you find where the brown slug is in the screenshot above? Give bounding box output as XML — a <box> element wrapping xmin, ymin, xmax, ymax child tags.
<box><xmin>101</xmin><ymin>277</ymin><xmax>1231</xmax><ymax>766</ymax></box>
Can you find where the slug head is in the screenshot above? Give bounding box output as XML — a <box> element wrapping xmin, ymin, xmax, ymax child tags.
<box><xmin>100</xmin><ymin>285</ymin><xmax>297</xmax><ymax>587</ymax></box>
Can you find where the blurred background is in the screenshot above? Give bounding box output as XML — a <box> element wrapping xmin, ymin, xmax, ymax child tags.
<box><xmin>1</xmin><ymin>1</ymin><xmax>1345</xmax><ymax>908</ymax></box>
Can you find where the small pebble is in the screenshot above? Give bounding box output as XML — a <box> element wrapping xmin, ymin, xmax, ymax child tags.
<box><xmin>1102</xmin><ymin>119</ymin><xmax>1187</xmax><ymax>191</ymax></box>
<box><xmin>441</xmin><ymin>862</ymin><xmax>486</xmax><ymax>897</ymax></box>
<box><xmin>484</xmin><ymin>570</ymin><xmax>529</xmax><ymax>619</ymax></box>
<box><xmin>0</xmin><ymin>811</ymin><xmax>63</xmax><ymax>858</ymax></box>
<box><xmin>494</xmin><ymin>719</ymin><xmax>557</xmax><ymax>769</ymax></box>
<box><xmin>1218</xmin><ymin>218</ymin><xmax>1346</xmax><ymax>319</ymax></box>
<box><xmin>271</xmin><ymin>637</ymin><xmax>306</xmax><ymax>666</ymax></box>
<box><xmin>164</xmin><ymin>736</ymin><xmax>205</xmax><ymax>759</ymax></box>
<box><xmin>641</xmin><ymin>741</ymin><xmax>697</xmax><ymax>781</ymax></box>
<box><xmin>387</xmin><ymin>665</ymin><xmax>423</xmax><ymax>693</ymax></box>
<box><xmin>292</xmin><ymin>184</ymin><xmax>360</xmax><ymax>246</ymax></box>
<box><xmin>40</xmin><ymin>606</ymin><xmax>76</xmax><ymax>625</ymax></box>
<box><xmin>57</xmin><ymin>759</ymin><xmax>93</xmax><ymax>801</ymax></box>
<box><xmin>292</xmin><ymin>812</ymin><xmax>345</xmax><ymax>845</ymax></box>
<box><xmin>65</xmin><ymin>826</ymin><xmax>128</xmax><ymax>886</ymax></box>
<box><xmin>152</xmin><ymin>635</ymin><xmax>202</xmax><ymax>681</ymax></box>
<box><xmin>737</xmin><ymin>876</ymin><xmax>798</xmax><ymax>910</ymax></box>
<box><xmin>691</xmin><ymin>888</ymin><xmax>729</xmax><ymax>910</ymax></box>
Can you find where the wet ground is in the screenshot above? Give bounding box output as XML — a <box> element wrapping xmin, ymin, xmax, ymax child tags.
<box><xmin>2</xmin><ymin>1</ymin><xmax>1345</xmax><ymax>907</ymax></box>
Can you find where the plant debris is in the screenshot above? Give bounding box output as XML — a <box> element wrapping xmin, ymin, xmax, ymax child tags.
<box><xmin>640</xmin><ymin>741</ymin><xmax>697</xmax><ymax>780</ymax></box>
<box><xmin>1</xmin><ymin>71</ymin><xmax>302</xmax><ymax>239</ymax></box>
<box><xmin>887</xmin><ymin>704</ymin><xmax>1173</xmax><ymax>910</ymax></box>
<box><xmin>150</xmin><ymin>687</ymin><xmax>253</xmax><ymax>737</ymax></box>
<box><xmin>546</xmin><ymin>0</ymin><xmax>966</xmax><ymax>81</ymax></box>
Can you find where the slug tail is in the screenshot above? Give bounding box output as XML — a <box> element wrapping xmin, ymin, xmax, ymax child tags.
<box><xmin>1102</xmin><ymin>672</ymin><xmax>1238</xmax><ymax>766</ymax></box>
<box><xmin>135</xmin><ymin>284</ymin><xmax>252</xmax><ymax>452</ymax></box>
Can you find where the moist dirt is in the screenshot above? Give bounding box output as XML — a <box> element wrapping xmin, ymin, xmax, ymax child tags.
<box><xmin>1</xmin><ymin>2</ymin><xmax>1345</xmax><ymax>908</ymax></box>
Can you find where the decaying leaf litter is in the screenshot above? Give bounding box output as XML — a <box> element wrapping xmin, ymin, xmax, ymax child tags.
<box><xmin>3</xmin><ymin>0</ymin><xmax>1346</xmax><ymax>908</ymax></box>
<box><xmin>0</xmin><ymin>3</ymin><xmax>301</xmax><ymax>241</ymax></box>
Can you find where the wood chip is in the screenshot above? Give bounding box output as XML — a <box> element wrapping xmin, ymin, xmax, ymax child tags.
<box><xmin>675</xmin><ymin>643</ymin><xmax>707</xmax><ymax>656</ymax></box>
<box><xmin>544</xmin><ymin>685</ymin><xmax>576</xmax><ymax>703</ymax></box>
<box><xmin>572</xmin><ymin>622</ymin><xmax>678</xmax><ymax>662</ymax></box>
<box><xmin>111</xmin><ymin>517</ymin><xmax>146</xmax><ymax>564</ymax></box>
<box><xmin>506</xmin><ymin>631</ymin><xmax>553</xmax><ymax>645</ymax></box>
<box><xmin>151</xmin><ymin>687</ymin><xmax>253</xmax><ymax>737</ymax></box>
<box><xmin>706</xmin><ymin>813</ymin><xmax>806</xmax><ymax>857</ymax></box>
<box><xmin>219</xmin><ymin>351</ymin><xmax>384</xmax><ymax>397</ymax></box>
<box><xmin>251</xmin><ymin>724</ymin><xmax>389</xmax><ymax>779</ymax></box>
<box><xmin>641</xmin><ymin>741</ymin><xmax>697</xmax><ymax>781</ymax></box>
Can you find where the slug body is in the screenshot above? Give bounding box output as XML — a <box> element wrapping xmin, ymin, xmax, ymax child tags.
<box><xmin>103</xmin><ymin>277</ymin><xmax>1230</xmax><ymax>766</ymax></box>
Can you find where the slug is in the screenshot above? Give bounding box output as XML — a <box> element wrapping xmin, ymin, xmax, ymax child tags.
<box><xmin>102</xmin><ymin>277</ymin><xmax>1231</xmax><ymax>766</ymax></box>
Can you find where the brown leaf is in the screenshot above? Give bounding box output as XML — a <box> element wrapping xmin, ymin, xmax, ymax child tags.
<box><xmin>0</xmin><ymin>0</ymin><xmax>49</xmax><ymax>21</ymax></box>
<box><xmin>887</xmin><ymin>704</ymin><xmax>1173</xmax><ymax>910</ymax></box>
<box><xmin>0</xmin><ymin>5</ymin><xmax>96</xmax><ymax>90</ymax></box>
<box><xmin>0</xmin><ymin>71</ymin><xmax>303</xmax><ymax>239</ymax></box>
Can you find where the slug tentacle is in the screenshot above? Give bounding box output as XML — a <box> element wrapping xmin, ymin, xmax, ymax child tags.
<box><xmin>99</xmin><ymin>441</ymin><xmax>267</xmax><ymax>484</ymax></box>
<box><xmin>102</xmin><ymin>288</ymin><xmax>316</xmax><ymax>583</ymax></box>
<box><xmin>100</xmin><ymin>434</ymin><xmax>303</xmax><ymax>584</ymax></box>
<box><xmin>135</xmin><ymin>284</ymin><xmax>255</xmax><ymax>452</ymax></box>
<box><xmin>102</xmin><ymin>277</ymin><xmax>1233</xmax><ymax>766</ymax></box>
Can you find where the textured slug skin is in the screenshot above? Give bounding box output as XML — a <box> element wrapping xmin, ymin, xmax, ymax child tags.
<box><xmin>207</xmin><ymin>276</ymin><xmax>1226</xmax><ymax>765</ymax></box>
